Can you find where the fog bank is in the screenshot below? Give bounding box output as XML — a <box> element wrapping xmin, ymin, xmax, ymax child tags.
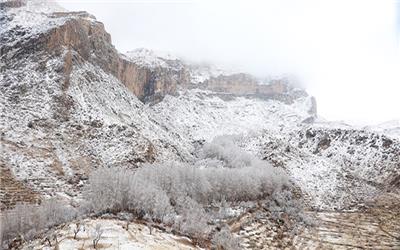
<box><xmin>57</xmin><ymin>0</ymin><xmax>400</xmax><ymax>124</ymax></box>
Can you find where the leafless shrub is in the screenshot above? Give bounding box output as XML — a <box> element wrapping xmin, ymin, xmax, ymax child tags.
<box><xmin>73</xmin><ymin>222</ymin><xmax>84</xmax><ymax>239</ymax></box>
<box><xmin>91</xmin><ymin>224</ymin><xmax>104</xmax><ymax>249</ymax></box>
<box><xmin>212</xmin><ymin>227</ymin><xmax>242</xmax><ymax>250</ymax></box>
<box><xmin>121</xmin><ymin>213</ymin><xmax>133</xmax><ymax>231</ymax></box>
<box><xmin>86</xmin><ymin>162</ymin><xmax>288</xmax><ymax>241</ymax></box>
<box><xmin>144</xmin><ymin>215</ymin><xmax>154</xmax><ymax>235</ymax></box>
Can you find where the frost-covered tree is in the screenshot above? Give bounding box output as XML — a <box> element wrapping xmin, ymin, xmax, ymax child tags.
<box><xmin>174</xmin><ymin>197</ymin><xmax>210</xmax><ymax>241</ymax></box>
<box><xmin>0</xmin><ymin>200</ymin><xmax>76</xmax><ymax>247</ymax></box>
<box><xmin>86</xmin><ymin>167</ymin><xmax>133</xmax><ymax>213</ymax></box>
<box><xmin>212</xmin><ymin>227</ymin><xmax>242</xmax><ymax>250</ymax></box>
<box><xmin>201</xmin><ymin>135</ymin><xmax>256</xmax><ymax>168</ymax></box>
<box><xmin>84</xmin><ymin>135</ymin><xmax>292</xmax><ymax>244</ymax></box>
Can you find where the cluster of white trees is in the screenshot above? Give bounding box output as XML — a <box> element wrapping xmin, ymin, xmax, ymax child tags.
<box><xmin>1</xmin><ymin>135</ymin><xmax>294</xmax><ymax>248</ymax></box>
<box><xmin>86</xmin><ymin>163</ymin><xmax>288</xmax><ymax>212</ymax></box>
<box><xmin>200</xmin><ymin>135</ymin><xmax>258</xmax><ymax>168</ymax></box>
<box><xmin>83</xmin><ymin>135</ymin><xmax>291</xmax><ymax>244</ymax></box>
<box><xmin>0</xmin><ymin>199</ymin><xmax>77</xmax><ymax>246</ymax></box>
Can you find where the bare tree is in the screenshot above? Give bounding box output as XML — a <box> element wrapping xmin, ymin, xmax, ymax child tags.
<box><xmin>44</xmin><ymin>236</ymin><xmax>52</xmax><ymax>247</ymax></box>
<box><xmin>92</xmin><ymin>224</ymin><xmax>104</xmax><ymax>249</ymax></box>
<box><xmin>122</xmin><ymin>214</ymin><xmax>133</xmax><ymax>231</ymax></box>
<box><xmin>73</xmin><ymin>222</ymin><xmax>83</xmax><ymax>239</ymax></box>
<box><xmin>1</xmin><ymin>201</ymin><xmax>76</xmax><ymax>246</ymax></box>
<box><xmin>144</xmin><ymin>216</ymin><xmax>154</xmax><ymax>235</ymax></box>
<box><xmin>54</xmin><ymin>234</ymin><xmax>60</xmax><ymax>250</ymax></box>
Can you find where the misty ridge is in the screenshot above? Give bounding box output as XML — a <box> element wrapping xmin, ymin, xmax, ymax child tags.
<box><xmin>62</xmin><ymin>0</ymin><xmax>400</xmax><ymax>123</ymax></box>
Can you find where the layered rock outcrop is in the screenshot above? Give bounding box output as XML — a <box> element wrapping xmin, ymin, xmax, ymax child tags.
<box><xmin>49</xmin><ymin>13</ymin><xmax>186</xmax><ymax>102</ymax></box>
<box><xmin>198</xmin><ymin>74</ymin><xmax>306</xmax><ymax>104</ymax></box>
<box><xmin>1</xmin><ymin>6</ymin><xmax>184</xmax><ymax>102</ymax></box>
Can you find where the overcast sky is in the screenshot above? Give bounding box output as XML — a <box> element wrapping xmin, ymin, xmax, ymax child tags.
<box><xmin>56</xmin><ymin>0</ymin><xmax>400</xmax><ymax>125</ymax></box>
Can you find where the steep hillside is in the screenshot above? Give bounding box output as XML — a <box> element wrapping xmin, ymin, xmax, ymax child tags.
<box><xmin>240</xmin><ymin>126</ymin><xmax>400</xmax><ymax>210</ymax></box>
<box><xmin>0</xmin><ymin>1</ymin><xmax>194</xmax><ymax>206</ymax></box>
<box><xmin>148</xmin><ymin>90</ymin><xmax>399</xmax><ymax>210</ymax></box>
<box><xmin>0</xmin><ymin>0</ymin><xmax>312</xmax><ymax>208</ymax></box>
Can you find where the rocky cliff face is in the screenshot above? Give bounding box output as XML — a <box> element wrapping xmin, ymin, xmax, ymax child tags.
<box><xmin>2</xmin><ymin>1</ymin><xmax>303</xmax><ymax>104</ymax></box>
<box><xmin>1</xmin><ymin>5</ymin><xmax>185</xmax><ymax>103</ymax></box>
<box><xmin>125</xmin><ymin>48</ymin><xmax>313</xmax><ymax>105</ymax></box>
<box><xmin>199</xmin><ymin>75</ymin><xmax>310</xmax><ymax>105</ymax></box>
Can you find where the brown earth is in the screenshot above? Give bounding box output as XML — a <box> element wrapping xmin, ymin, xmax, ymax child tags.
<box><xmin>0</xmin><ymin>164</ymin><xmax>39</xmax><ymax>210</ymax></box>
<box><xmin>232</xmin><ymin>193</ymin><xmax>400</xmax><ymax>249</ymax></box>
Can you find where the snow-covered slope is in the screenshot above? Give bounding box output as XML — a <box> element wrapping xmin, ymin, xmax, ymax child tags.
<box><xmin>22</xmin><ymin>218</ymin><xmax>200</xmax><ymax>250</ymax></box>
<box><xmin>148</xmin><ymin>89</ymin><xmax>399</xmax><ymax>210</ymax></box>
<box><xmin>2</xmin><ymin>2</ymin><xmax>400</xmax><ymax>249</ymax></box>
<box><xmin>1</xmin><ymin>0</ymin><xmax>398</xmax><ymax>216</ymax></box>
<box><xmin>125</xmin><ymin>48</ymin><xmax>183</xmax><ymax>70</ymax></box>
<box><xmin>365</xmin><ymin>120</ymin><xmax>400</xmax><ymax>140</ymax></box>
<box><xmin>149</xmin><ymin>89</ymin><xmax>315</xmax><ymax>142</ymax></box>
<box><xmin>239</xmin><ymin>127</ymin><xmax>400</xmax><ymax>210</ymax></box>
<box><xmin>0</xmin><ymin>47</ymin><xmax>193</xmax><ymax>201</ymax></box>
<box><xmin>0</xmin><ymin>3</ymin><xmax>193</xmax><ymax>205</ymax></box>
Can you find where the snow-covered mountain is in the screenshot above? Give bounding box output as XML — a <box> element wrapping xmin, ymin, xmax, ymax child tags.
<box><xmin>125</xmin><ymin>48</ymin><xmax>237</xmax><ymax>84</ymax></box>
<box><xmin>365</xmin><ymin>120</ymin><xmax>400</xmax><ymax>140</ymax></box>
<box><xmin>1</xmin><ymin>0</ymin><xmax>398</xmax><ymax>212</ymax></box>
<box><xmin>1</xmin><ymin>1</ymin><xmax>399</xmax><ymax>249</ymax></box>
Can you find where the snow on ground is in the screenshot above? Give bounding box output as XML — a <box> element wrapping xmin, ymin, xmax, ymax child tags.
<box><xmin>0</xmin><ymin>0</ymin><xmax>95</xmax><ymax>52</ymax></box>
<box><xmin>1</xmin><ymin>7</ymin><xmax>66</xmax><ymax>46</ymax></box>
<box><xmin>149</xmin><ymin>89</ymin><xmax>399</xmax><ymax>210</ymax></box>
<box><xmin>234</xmin><ymin>193</ymin><xmax>400</xmax><ymax>249</ymax></box>
<box><xmin>22</xmin><ymin>218</ymin><xmax>200</xmax><ymax>250</ymax></box>
<box><xmin>2</xmin><ymin>0</ymin><xmax>398</xmax><ymax>214</ymax></box>
<box><xmin>241</xmin><ymin>125</ymin><xmax>400</xmax><ymax>210</ymax></box>
<box><xmin>187</xmin><ymin>63</ymin><xmax>239</xmax><ymax>84</ymax></box>
<box><xmin>124</xmin><ymin>48</ymin><xmax>242</xmax><ymax>84</ymax></box>
<box><xmin>188</xmin><ymin>64</ymin><xmax>227</xmax><ymax>84</ymax></box>
<box><xmin>365</xmin><ymin>120</ymin><xmax>400</xmax><ymax>140</ymax></box>
<box><xmin>0</xmin><ymin>49</ymin><xmax>192</xmax><ymax>204</ymax></box>
<box><xmin>124</xmin><ymin>48</ymin><xmax>184</xmax><ymax>70</ymax></box>
<box><xmin>149</xmin><ymin>88</ymin><xmax>314</xmax><ymax>142</ymax></box>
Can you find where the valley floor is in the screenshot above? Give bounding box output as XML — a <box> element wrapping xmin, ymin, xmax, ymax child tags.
<box><xmin>21</xmin><ymin>218</ymin><xmax>200</xmax><ymax>250</ymax></box>
<box><xmin>17</xmin><ymin>193</ymin><xmax>400</xmax><ymax>249</ymax></box>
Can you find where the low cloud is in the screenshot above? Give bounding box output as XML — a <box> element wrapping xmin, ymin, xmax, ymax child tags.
<box><xmin>57</xmin><ymin>0</ymin><xmax>400</xmax><ymax>124</ymax></box>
